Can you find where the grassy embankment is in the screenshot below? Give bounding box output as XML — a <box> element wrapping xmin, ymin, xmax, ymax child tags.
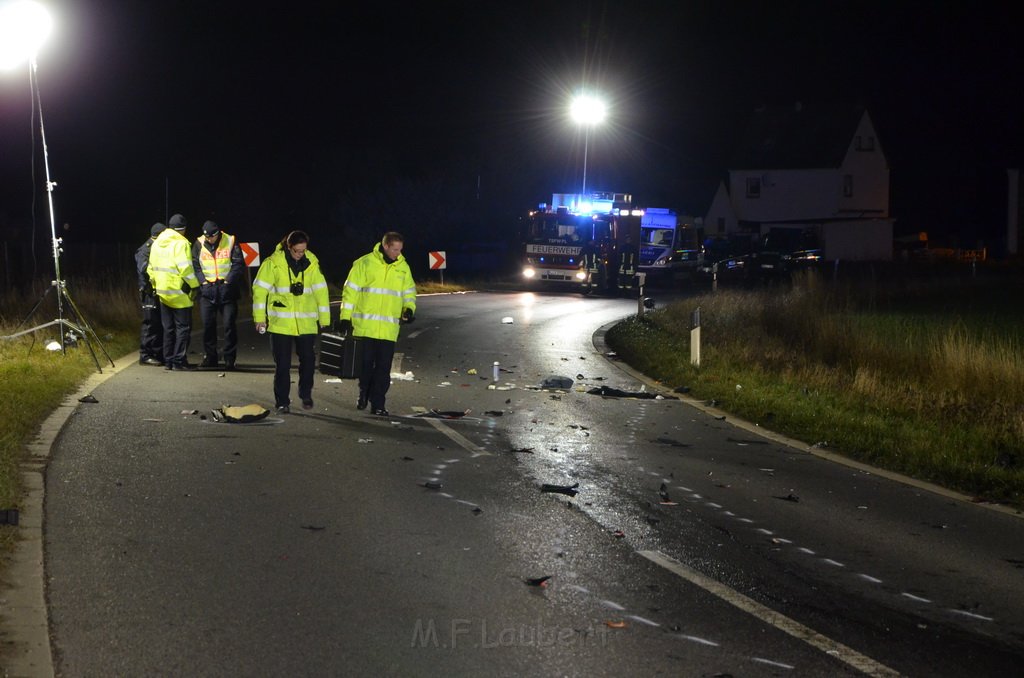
<box><xmin>607</xmin><ymin>268</ymin><xmax>1024</xmax><ymax>508</ymax></box>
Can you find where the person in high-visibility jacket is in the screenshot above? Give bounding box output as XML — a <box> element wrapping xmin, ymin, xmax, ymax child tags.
<box><xmin>147</xmin><ymin>213</ymin><xmax>200</xmax><ymax>370</ymax></box>
<box><xmin>192</xmin><ymin>220</ymin><xmax>245</xmax><ymax>370</ymax></box>
<box><xmin>336</xmin><ymin>232</ymin><xmax>417</xmax><ymax>417</ymax></box>
<box><xmin>252</xmin><ymin>230</ymin><xmax>331</xmax><ymax>414</ymax></box>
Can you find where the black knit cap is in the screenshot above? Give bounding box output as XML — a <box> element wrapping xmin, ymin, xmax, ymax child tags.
<box><xmin>150</xmin><ymin>222</ymin><xmax>166</xmax><ymax>237</ymax></box>
<box><xmin>202</xmin><ymin>220</ymin><xmax>220</xmax><ymax>236</ymax></box>
<box><xmin>169</xmin><ymin>213</ymin><xmax>187</xmax><ymax>231</ymax></box>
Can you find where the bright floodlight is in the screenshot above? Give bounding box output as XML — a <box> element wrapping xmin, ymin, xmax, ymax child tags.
<box><xmin>0</xmin><ymin>1</ymin><xmax>52</xmax><ymax>70</ymax></box>
<box><xmin>570</xmin><ymin>94</ymin><xmax>607</xmax><ymax>126</ymax></box>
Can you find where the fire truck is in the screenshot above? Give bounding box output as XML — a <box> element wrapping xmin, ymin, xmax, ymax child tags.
<box><xmin>520</xmin><ymin>191</ymin><xmax>642</xmax><ymax>293</ymax></box>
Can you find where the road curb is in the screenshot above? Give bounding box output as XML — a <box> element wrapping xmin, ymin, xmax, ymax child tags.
<box><xmin>1</xmin><ymin>352</ymin><xmax>137</xmax><ymax>678</ymax></box>
<box><xmin>592</xmin><ymin>318</ymin><xmax>1023</xmax><ymax>521</ymax></box>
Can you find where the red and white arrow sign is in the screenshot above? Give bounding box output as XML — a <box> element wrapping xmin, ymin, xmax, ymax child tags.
<box><xmin>241</xmin><ymin>242</ymin><xmax>260</xmax><ymax>267</ymax></box>
<box><xmin>429</xmin><ymin>250</ymin><xmax>446</xmax><ymax>270</ymax></box>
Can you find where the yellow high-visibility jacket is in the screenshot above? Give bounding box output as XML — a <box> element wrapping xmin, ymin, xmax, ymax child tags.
<box><xmin>148</xmin><ymin>229</ymin><xmax>199</xmax><ymax>308</ymax></box>
<box><xmin>252</xmin><ymin>245</ymin><xmax>330</xmax><ymax>336</ymax></box>
<box><xmin>340</xmin><ymin>244</ymin><xmax>416</xmax><ymax>342</ymax></box>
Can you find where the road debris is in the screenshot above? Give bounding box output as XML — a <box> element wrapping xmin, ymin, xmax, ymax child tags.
<box><xmin>774</xmin><ymin>493</ymin><xmax>800</xmax><ymax>503</ymax></box>
<box><xmin>210</xmin><ymin>404</ymin><xmax>270</xmax><ymax>423</ymax></box>
<box><xmin>587</xmin><ymin>385</ymin><xmax>674</xmax><ymax>400</ymax></box>
<box><xmin>604</xmin><ymin>620</ymin><xmax>627</xmax><ymax>629</ymax></box>
<box><xmin>540</xmin><ymin>375</ymin><xmax>574</xmax><ymax>390</ymax></box>
<box><xmin>540</xmin><ymin>482</ymin><xmax>579</xmax><ymax>497</ymax></box>
<box><xmin>180</xmin><ymin>409</ymin><xmax>198</xmax><ymax>415</ymax></box>
<box><xmin>414</xmin><ymin>409</ymin><xmax>470</xmax><ymax>419</ymax></box>
<box><xmin>484</xmin><ymin>410</ymin><xmax>504</xmax><ymax>416</ymax></box>
<box><xmin>300</xmin><ymin>525</ymin><xmax>325</xmax><ymax>531</ymax></box>
<box><xmin>358</xmin><ymin>438</ymin><xmax>374</xmax><ymax>443</ymax></box>
<box><xmin>658</xmin><ymin>483</ymin><xmax>678</xmax><ymax>505</ymax></box>
<box><xmin>525</xmin><ymin>575</ymin><xmax>552</xmax><ymax>587</ymax></box>
<box><xmin>423</xmin><ymin>480</ymin><xmax>443</xmax><ymax>490</ymax></box>
<box><xmin>502</xmin><ymin>316</ymin><xmax>514</xmax><ymax>324</ymax></box>
<box><xmin>78</xmin><ymin>394</ymin><xmax>98</xmax><ymax>403</ymax></box>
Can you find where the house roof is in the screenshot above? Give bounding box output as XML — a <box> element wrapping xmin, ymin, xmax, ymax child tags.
<box><xmin>729</xmin><ymin>103</ymin><xmax>868</xmax><ymax>170</ymax></box>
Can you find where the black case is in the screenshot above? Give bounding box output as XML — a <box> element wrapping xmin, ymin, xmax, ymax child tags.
<box><xmin>319</xmin><ymin>332</ymin><xmax>362</xmax><ymax>378</ymax></box>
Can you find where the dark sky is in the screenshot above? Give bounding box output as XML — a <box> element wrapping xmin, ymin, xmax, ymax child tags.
<box><xmin>1</xmin><ymin>0</ymin><xmax>1022</xmax><ymax>257</ymax></box>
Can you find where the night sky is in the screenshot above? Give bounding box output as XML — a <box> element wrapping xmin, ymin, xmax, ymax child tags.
<box><xmin>1</xmin><ymin>1</ymin><xmax>1021</xmax><ymax>273</ymax></box>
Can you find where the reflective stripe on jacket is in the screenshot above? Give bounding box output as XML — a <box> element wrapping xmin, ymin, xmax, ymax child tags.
<box><xmin>252</xmin><ymin>245</ymin><xmax>330</xmax><ymax>336</ymax></box>
<box><xmin>197</xmin><ymin>232</ymin><xmax>235</xmax><ymax>282</ymax></box>
<box><xmin>340</xmin><ymin>245</ymin><xmax>416</xmax><ymax>342</ymax></box>
<box><xmin>148</xmin><ymin>229</ymin><xmax>199</xmax><ymax>308</ymax></box>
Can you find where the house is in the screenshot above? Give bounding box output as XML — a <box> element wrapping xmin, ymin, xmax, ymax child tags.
<box><xmin>703</xmin><ymin>103</ymin><xmax>894</xmax><ymax>261</ymax></box>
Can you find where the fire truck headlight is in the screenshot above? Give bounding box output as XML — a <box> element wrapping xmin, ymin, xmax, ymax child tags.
<box><xmin>654</xmin><ymin>257</ymin><xmax>668</xmax><ymax>267</ymax></box>
<box><xmin>523</xmin><ymin>267</ymin><xmax>536</xmax><ymax>279</ymax></box>
<box><xmin>574</xmin><ymin>270</ymin><xmax>587</xmax><ymax>281</ymax></box>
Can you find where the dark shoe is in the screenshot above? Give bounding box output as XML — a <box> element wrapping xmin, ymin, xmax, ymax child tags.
<box><xmin>302</xmin><ymin>399</ymin><xmax>314</xmax><ymax>410</ymax></box>
<box><xmin>200</xmin><ymin>357</ymin><xmax>218</xmax><ymax>368</ymax></box>
<box><xmin>141</xmin><ymin>357</ymin><xmax>163</xmax><ymax>366</ymax></box>
<box><xmin>176</xmin><ymin>362</ymin><xmax>198</xmax><ymax>371</ymax></box>
<box><xmin>371</xmin><ymin>408</ymin><xmax>390</xmax><ymax>417</ymax></box>
<box><xmin>356</xmin><ymin>393</ymin><xmax>368</xmax><ymax>410</ymax></box>
<box><xmin>164</xmin><ymin>363</ymin><xmax>173</xmax><ymax>371</ymax></box>
<box><xmin>224</xmin><ymin>362</ymin><xmax>236</xmax><ymax>371</ymax></box>
<box><xmin>275</xmin><ymin>405</ymin><xmax>290</xmax><ymax>415</ymax></box>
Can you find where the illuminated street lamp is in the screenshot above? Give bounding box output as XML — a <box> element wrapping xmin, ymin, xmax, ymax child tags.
<box><xmin>570</xmin><ymin>92</ymin><xmax>607</xmax><ymax>209</ymax></box>
<box><xmin>0</xmin><ymin>1</ymin><xmax>112</xmax><ymax>369</ymax></box>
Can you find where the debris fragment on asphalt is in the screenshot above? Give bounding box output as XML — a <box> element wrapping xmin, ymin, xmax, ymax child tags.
<box><xmin>390</xmin><ymin>371</ymin><xmax>415</xmax><ymax>381</ymax></box>
<box><xmin>587</xmin><ymin>385</ymin><xmax>674</xmax><ymax>400</ymax></box>
<box><xmin>540</xmin><ymin>375</ymin><xmax>574</xmax><ymax>390</ymax></box>
<box><xmin>774</xmin><ymin>493</ymin><xmax>800</xmax><ymax>503</ymax></box>
<box><xmin>78</xmin><ymin>394</ymin><xmax>98</xmax><ymax>403</ymax></box>
<box><xmin>510</xmin><ymin>447</ymin><xmax>535</xmax><ymax>454</ymax></box>
<box><xmin>658</xmin><ymin>483</ymin><xmax>678</xmax><ymax>505</ymax></box>
<box><xmin>467</xmin><ymin>368</ymin><xmax>477</xmax><ymax>375</ymax></box>
<box><xmin>300</xmin><ymin>525</ymin><xmax>325</xmax><ymax>531</ymax></box>
<box><xmin>472</xmin><ymin>507</ymin><xmax>483</xmax><ymax>515</ymax></box>
<box><xmin>604</xmin><ymin>620</ymin><xmax>627</xmax><ymax>629</ymax></box>
<box><xmin>525</xmin><ymin>575</ymin><xmax>552</xmax><ymax>587</ymax></box>
<box><xmin>414</xmin><ymin>409</ymin><xmax>470</xmax><ymax>419</ymax></box>
<box><xmin>180</xmin><ymin>409</ymin><xmax>198</xmax><ymax>415</ymax></box>
<box><xmin>502</xmin><ymin>316</ymin><xmax>514</xmax><ymax>324</ymax></box>
<box><xmin>484</xmin><ymin>410</ymin><xmax>504</xmax><ymax>416</ymax></box>
<box><xmin>210</xmin><ymin>404</ymin><xmax>270</xmax><ymax>423</ymax></box>
<box><xmin>358</xmin><ymin>438</ymin><xmax>374</xmax><ymax>443</ymax></box>
<box><xmin>540</xmin><ymin>482</ymin><xmax>579</xmax><ymax>497</ymax></box>
<box><xmin>424</xmin><ymin>480</ymin><xmax>443</xmax><ymax>490</ymax></box>
<box><xmin>323</xmin><ymin>377</ymin><xmax>342</xmax><ymax>383</ymax></box>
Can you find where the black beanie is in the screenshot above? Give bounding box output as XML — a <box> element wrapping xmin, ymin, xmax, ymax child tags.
<box><xmin>169</xmin><ymin>214</ymin><xmax>187</xmax><ymax>231</ymax></box>
<box><xmin>151</xmin><ymin>222</ymin><xmax>166</xmax><ymax>237</ymax></box>
<box><xmin>203</xmin><ymin>220</ymin><xmax>220</xmax><ymax>236</ymax></box>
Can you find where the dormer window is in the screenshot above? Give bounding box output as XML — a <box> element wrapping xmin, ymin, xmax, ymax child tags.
<box><xmin>746</xmin><ymin>177</ymin><xmax>761</xmax><ymax>198</ymax></box>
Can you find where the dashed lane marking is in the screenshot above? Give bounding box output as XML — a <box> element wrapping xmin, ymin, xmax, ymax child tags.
<box><xmin>637</xmin><ymin>550</ymin><xmax>900</xmax><ymax>677</ymax></box>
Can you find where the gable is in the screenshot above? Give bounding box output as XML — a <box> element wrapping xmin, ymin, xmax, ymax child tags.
<box><xmin>730</xmin><ymin>103</ymin><xmax>869</xmax><ymax>170</ymax></box>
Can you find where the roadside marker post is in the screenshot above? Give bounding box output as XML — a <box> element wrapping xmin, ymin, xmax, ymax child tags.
<box><xmin>690</xmin><ymin>306</ymin><xmax>701</xmax><ymax>367</ymax></box>
<box><xmin>429</xmin><ymin>250</ymin><xmax>446</xmax><ymax>285</ymax></box>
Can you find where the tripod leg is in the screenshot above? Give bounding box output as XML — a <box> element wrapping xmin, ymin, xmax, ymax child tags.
<box><xmin>61</xmin><ymin>286</ymin><xmax>115</xmax><ymax>371</ymax></box>
<box><xmin>13</xmin><ymin>284</ymin><xmax>53</xmax><ymax>332</ymax></box>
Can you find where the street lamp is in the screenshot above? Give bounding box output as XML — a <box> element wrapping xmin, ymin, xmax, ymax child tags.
<box><xmin>570</xmin><ymin>92</ymin><xmax>607</xmax><ymax>210</ymax></box>
<box><xmin>0</xmin><ymin>1</ymin><xmax>113</xmax><ymax>370</ymax></box>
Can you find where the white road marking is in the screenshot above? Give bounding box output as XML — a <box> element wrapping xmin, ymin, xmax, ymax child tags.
<box><xmin>901</xmin><ymin>592</ymin><xmax>931</xmax><ymax>603</ymax></box>
<box><xmin>424</xmin><ymin>418</ymin><xmax>491</xmax><ymax>457</ymax></box>
<box><xmin>676</xmin><ymin>634</ymin><xmax>719</xmax><ymax>647</ymax></box>
<box><xmin>638</xmin><ymin>550</ymin><xmax>899</xmax><ymax>677</ymax></box>
<box><xmin>751</xmin><ymin>657</ymin><xmax>795</xmax><ymax>670</ymax></box>
<box><xmin>946</xmin><ymin>609</ymin><xmax>993</xmax><ymax>622</ymax></box>
<box><xmin>858</xmin><ymin>574</ymin><xmax>883</xmax><ymax>584</ymax></box>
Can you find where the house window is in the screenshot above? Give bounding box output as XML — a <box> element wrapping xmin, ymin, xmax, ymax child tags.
<box><xmin>746</xmin><ymin>177</ymin><xmax>761</xmax><ymax>198</ymax></box>
<box><xmin>855</xmin><ymin>135</ymin><xmax>875</xmax><ymax>151</ymax></box>
<box><xmin>843</xmin><ymin>175</ymin><xmax>853</xmax><ymax>197</ymax></box>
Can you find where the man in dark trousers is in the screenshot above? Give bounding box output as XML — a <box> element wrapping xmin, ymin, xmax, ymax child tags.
<box><xmin>135</xmin><ymin>222</ymin><xmax>165</xmax><ymax>365</ymax></box>
<box><xmin>192</xmin><ymin>220</ymin><xmax>245</xmax><ymax>369</ymax></box>
<box><xmin>148</xmin><ymin>213</ymin><xmax>200</xmax><ymax>370</ymax></box>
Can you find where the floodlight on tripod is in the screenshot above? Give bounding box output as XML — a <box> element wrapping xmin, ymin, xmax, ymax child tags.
<box><xmin>0</xmin><ymin>1</ymin><xmax>113</xmax><ymax>371</ymax></box>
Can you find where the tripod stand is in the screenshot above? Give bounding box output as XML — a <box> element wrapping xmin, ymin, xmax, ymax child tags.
<box><xmin>0</xmin><ymin>56</ymin><xmax>113</xmax><ymax>372</ymax></box>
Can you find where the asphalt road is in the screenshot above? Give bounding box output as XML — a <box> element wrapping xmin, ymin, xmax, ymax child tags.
<box><xmin>41</xmin><ymin>290</ymin><xmax>1024</xmax><ymax>676</ymax></box>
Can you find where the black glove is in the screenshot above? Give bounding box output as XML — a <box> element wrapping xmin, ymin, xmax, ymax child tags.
<box><xmin>336</xmin><ymin>318</ymin><xmax>353</xmax><ymax>334</ymax></box>
<box><xmin>181</xmin><ymin>281</ymin><xmax>191</xmax><ymax>294</ymax></box>
<box><xmin>401</xmin><ymin>309</ymin><xmax>415</xmax><ymax>324</ymax></box>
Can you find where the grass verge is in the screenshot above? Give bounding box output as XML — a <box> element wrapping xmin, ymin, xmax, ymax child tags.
<box><xmin>607</xmin><ymin>269</ymin><xmax>1024</xmax><ymax>507</ymax></box>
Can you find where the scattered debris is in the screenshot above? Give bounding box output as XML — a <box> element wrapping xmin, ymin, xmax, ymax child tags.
<box><xmin>658</xmin><ymin>483</ymin><xmax>678</xmax><ymax>505</ymax></box>
<box><xmin>78</xmin><ymin>394</ymin><xmax>98</xmax><ymax>404</ymax></box>
<box><xmin>484</xmin><ymin>410</ymin><xmax>504</xmax><ymax>416</ymax></box>
<box><xmin>587</xmin><ymin>385</ymin><xmax>673</xmax><ymax>400</ymax></box>
<box><xmin>540</xmin><ymin>482</ymin><xmax>579</xmax><ymax>497</ymax></box>
<box><xmin>467</xmin><ymin>368</ymin><xmax>477</xmax><ymax>375</ymax></box>
<box><xmin>541</xmin><ymin>376</ymin><xmax>574</xmax><ymax>390</ymax></box>
<box><xmin>300</xmin><ymin>525</ymin><xmax>325</xmax><ymax>531</ymax></box>
<box><xmin>323</xmin><ymin>377</ymin><xmax>343</xmax><ymax>383</ymax></box>
<box><xmin>402</xmin><ymin>456</ymin><xmax>415</xmax><ymax>461</ymax></box>
<box><xmin>525</xmin><ymin>575</ymin><xmax>552</xmax><ymax>587</ymax></box>
<box><xmin>471</xmin><ymin>507</ymin><xmax>483</xmax><ymax>515</ymax></box>
<box><xmin>180</xmin><ymin>409</ymin><xmax>198</xmax><ymax>415</ymax></box>
<box><xmin>358</xmin><ymin>438</ymin><xmax>374</xmax><ymax>443</ymax></box>
<box><xmin>210</xmin><ymin>404</ymin><xmax>270</xmax><ymax>423</ymax></box>
<box><xmin>604</xmin><ymin>620</ymin><xmax>627</xmax><ymax>629</ymax></box>
<box><xmin>390</xmin><ymin>371</ymin><xmax>416</xmax><ymax>381</ymax></box>
<box><xmin>611</xmin><ymin>530</ymin><xmax>625</xmax><ymax>539</ymax></box>
<box><xmin>424</xmin><ymin>480</ymin><xmax>443</xmax><ymax>490</ymax></box>
<box><xmin>576</xmin><ymin>373</ymin><xmax>585</xmax><ymax>380</ymax></box>
<box><xmin>502</xmin><ymin>316</ymin><xmax>514</xmax><ymax>324</ymax></box>
<box><xmin>774</xmin><ymin>494</ymin><xmax>800</xmax><ymax>503</ymax></box>
<box><xmin>414</xmin><ymin>409</ymin><xmax>470</xmax><ymax>419</ymax></box>
<box><xmin>510</xmin><ymin>447</ymin><xmax>535</xmax><ymax>454</ymax></box>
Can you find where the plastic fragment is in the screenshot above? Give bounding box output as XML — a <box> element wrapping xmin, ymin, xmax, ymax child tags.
<box><xmin>540</xmin><ymin>482</ymin><xmax>579</xmax><ymax>497</ymax></box>
<box><xmin>78</xmin><ymin>394</ymin><xmax>98</xmax><ymax>403</ymax></box>
<box><xmin>604</xmin><ymin>620</ymin><xmax>627</xmax><ymax>628</ymax></box>
<box><xmin>525</xmin><ymin>575</ymin><xmax>552</xmax><ymax>587</ymax></box>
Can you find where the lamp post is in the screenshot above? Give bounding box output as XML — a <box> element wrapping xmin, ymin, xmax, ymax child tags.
<box><xmin>570</xmin><ymin>92</ymin><xmax>606</xmax><ymax>209</ymax></box>
<box><xmin>0</xmin><ymin>1</ymin><xmax>113</xmax><ymax>370</ymax></box>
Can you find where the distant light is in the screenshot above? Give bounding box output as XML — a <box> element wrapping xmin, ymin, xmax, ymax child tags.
<box><xmin>0</xmin><ymin>1</ymin><xmax>52</xmax><ymax>70</ymax></box>
<box><xmin>570</xmin><ymin>94</ymin><xmax>607</xmax><ymax>126</ymax></box>
<box><xmin>631</xmin><ymin>209</ymin><xmax>644</xmax><ymax>216</ymax></box>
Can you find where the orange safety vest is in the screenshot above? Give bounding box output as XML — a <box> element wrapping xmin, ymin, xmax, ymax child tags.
<box><xmin>198</xmin><ymin>232</ymin><xmax>235</xmax><ymax>282</ymax></box>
